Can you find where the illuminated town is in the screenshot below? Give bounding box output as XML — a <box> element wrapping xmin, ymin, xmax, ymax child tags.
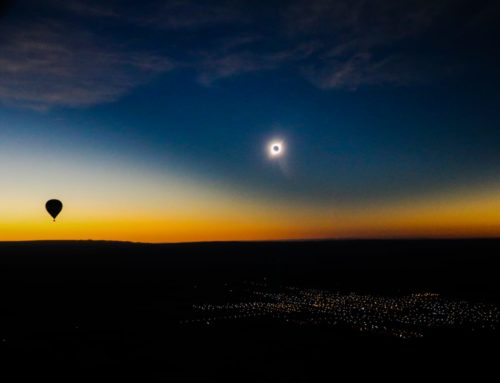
<box><xmin>181</xmin><ymin>282</ymin><xmax>500</xmax><ymax>339</ymax></box>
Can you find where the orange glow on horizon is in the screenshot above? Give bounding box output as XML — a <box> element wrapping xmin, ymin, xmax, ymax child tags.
<box><xmin>1</xmin><ymin>183</ymin><xmax>500</xmax><ymax>242</ymax></box>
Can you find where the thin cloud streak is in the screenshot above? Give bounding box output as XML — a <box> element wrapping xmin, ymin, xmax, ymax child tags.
<box><xmin>0</xmin><ymin>21</ymin><xmax>174</xmax><ymax>110</ymax></box>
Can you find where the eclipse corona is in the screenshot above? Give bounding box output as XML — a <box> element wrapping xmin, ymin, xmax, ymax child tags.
<box><xmin>269</xmin><ymin>141</ymin><xmax>284</xmax><ymax>158</ymax></box>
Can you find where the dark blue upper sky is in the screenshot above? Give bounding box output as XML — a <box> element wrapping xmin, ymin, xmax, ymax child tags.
<box><xmin>1</xmin><ymin>0</ymin><xmax>500</xmax><ymax>214</ymax></box>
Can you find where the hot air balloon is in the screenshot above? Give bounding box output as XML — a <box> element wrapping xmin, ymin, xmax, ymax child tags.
<box><xmin>46</xmin><ymin>199</ymin><xmax>63</xmax><ymax>222</ymax></box>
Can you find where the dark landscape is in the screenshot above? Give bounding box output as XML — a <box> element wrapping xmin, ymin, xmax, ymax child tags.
<box><xmin>1</xmin><ymin>239</ymin><xmax>498</xmax><ymax>380</ymax></box>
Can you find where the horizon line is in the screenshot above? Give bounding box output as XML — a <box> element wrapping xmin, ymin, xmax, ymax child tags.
<box><xmin>1</xmin><ymin>237</ymin><xmax>500</xmax><ymax>246</ymax></box>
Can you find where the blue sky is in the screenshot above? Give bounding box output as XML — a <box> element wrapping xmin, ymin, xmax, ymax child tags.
<box><xmin>1</xmin><ymin>0</ymin><xmax>500</xmax><ymax>240</ymax></box>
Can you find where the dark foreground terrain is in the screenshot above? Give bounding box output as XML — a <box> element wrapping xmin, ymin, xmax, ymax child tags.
<box><xmin>0</xmin><ymin>239</ymin><xmax>499</xmax><ymax>380</ymax></box>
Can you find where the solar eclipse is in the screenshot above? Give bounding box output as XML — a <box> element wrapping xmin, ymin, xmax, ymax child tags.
<box><xmin>269</xmin><ymin>141</ymin><xmax>284</xmax><ymax>158</ymax></box>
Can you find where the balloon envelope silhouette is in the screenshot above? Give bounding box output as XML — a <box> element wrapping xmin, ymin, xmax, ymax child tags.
<box><xmin>46</xmin><ymin>199</ymin><xmax>63</xmax><ymax>221</ymax></box>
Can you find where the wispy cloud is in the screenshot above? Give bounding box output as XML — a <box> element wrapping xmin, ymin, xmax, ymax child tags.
<box><xmin>196</xmin><ymin>42</ymin><xmax>318</xmax><ymax>85</ymax></box>
<box><xmin>0</xmin><ymin>0</ymin><xmax>245</xmax><ymax>110</ymax></box>
<box><xmin>286</xmin><ymin>0</ymin><xmax>451</xmax><ymax>89</ymax></box>
<box><xmin>305</xmin><ymin>54</ymin><xmax>428</xmax><ymax>90</ymax></box>
<box><xmin>0</xmin><ymin>19</ymin><xmax>173</xmax><ymax>110</ymax></box>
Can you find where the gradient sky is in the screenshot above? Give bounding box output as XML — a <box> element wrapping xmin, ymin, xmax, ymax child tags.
<box><xmin>1</xmin><ymin>0</ymin><xmax>500</xmax><ymax>242</ymax></box>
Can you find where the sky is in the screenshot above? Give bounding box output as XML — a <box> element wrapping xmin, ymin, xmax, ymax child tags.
<box><xmin>1</xmin><ymin>0</ymin><xmax>500</xmax><ymax>242</ymax></box>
